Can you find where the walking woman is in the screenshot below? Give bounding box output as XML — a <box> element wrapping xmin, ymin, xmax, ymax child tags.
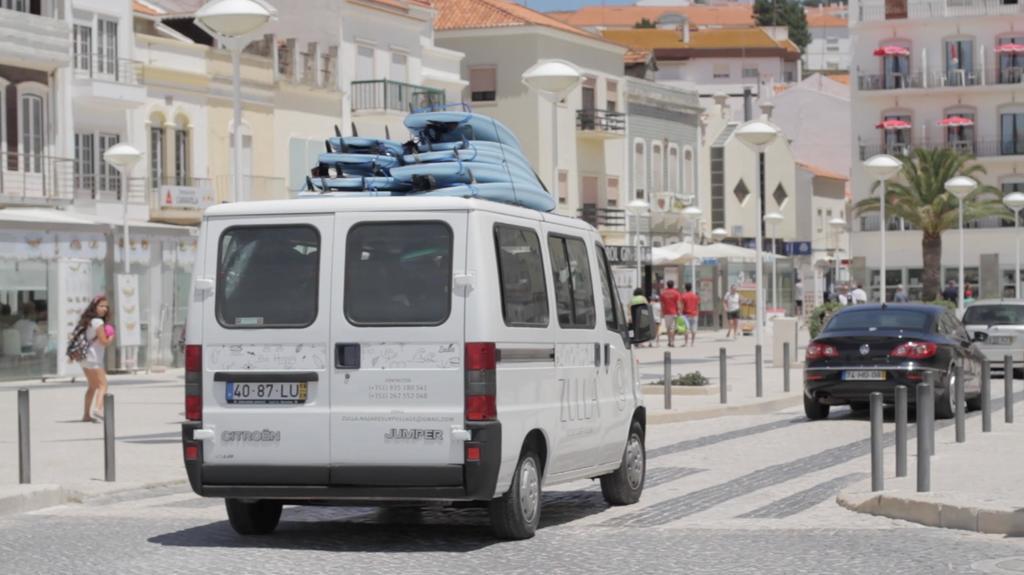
<box><xmin>73</xmin><ymin>295</ymin><xmax>114</xmax><ymax>422</ymax></box>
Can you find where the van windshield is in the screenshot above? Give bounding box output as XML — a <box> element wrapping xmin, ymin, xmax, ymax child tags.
<box><xmin>344</xmin><ymin>221</ymin><xmax>453</xmax><ymax>326</ymax></box>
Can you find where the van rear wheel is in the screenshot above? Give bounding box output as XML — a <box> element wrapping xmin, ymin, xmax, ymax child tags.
<box><xmin>489</xmin><ymin>450</ymin><xmax>542</xmax><ymax>540</ymax></box>
<box><xmin>225</xmin><ymin>499</ymin><xmax>283</xmax><ymax>535</ymax></box>
<box><xmin>600</xmin><ymin>421</ymin><xmax>646</xmax><ymax>505</ymax></box>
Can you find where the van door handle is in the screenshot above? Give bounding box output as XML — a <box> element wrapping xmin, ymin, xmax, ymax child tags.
<box><xmin>335</xmin><ymin>343</ymin><xmax>361</xmax><ymax>369</ymax></box>
<box><xmin>594</xmin><ymin>343</ymin><xmax>601</xmax><ymax>367</ymax></box>
<box><xmin>604</xmin><ymin>344</ymin><xmax>611</xmax><ymax>368</ymax></box>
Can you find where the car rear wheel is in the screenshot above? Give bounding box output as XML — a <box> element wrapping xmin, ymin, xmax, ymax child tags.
<box><xmin>600</xmin><ymin>421</ymin><xmax>646</xmax><ymax>506</ymax></box>
<box><xmin>225</xmin><ymin>499</ymin><xmax>283</xmax><ymax>535</ymax></box>
<box><xmin>849</xmin><ymin>401</ymin><xmax>869</xmax><ymax>413</ymax></box>
<box><xmin>804</xmin><ymin>394</ymin><xmax>830</xmax><ymax>420</ymax></box>
<box><xmin>489</xmin><ymin>450</ymin><xmax>542</xmax><ymax>540</ymax></box>
<box><xmin>935</xmin><ymin>369</ymin><xmax>956</xmax><ymax>420</ymax></box>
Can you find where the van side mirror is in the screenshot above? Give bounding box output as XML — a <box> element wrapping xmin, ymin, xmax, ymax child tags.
<box><xmin>630</xmin><ymin>303</ymin><xmax>655</xmax><ymax>344</ymax></box>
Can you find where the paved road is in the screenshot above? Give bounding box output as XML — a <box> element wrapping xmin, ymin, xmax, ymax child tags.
<box><xmin>2</xmin><ymin>404</ymin><xmax>1024</xmax><ymax>574</ymax></box>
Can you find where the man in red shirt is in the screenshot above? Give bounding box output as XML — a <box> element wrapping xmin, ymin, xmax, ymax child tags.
<box><xmin>680</xmin><ymin>282</ymin><xmax>700</xmax><ymax>347</ymax></box>
<box><xmin>659</xmin><ymin>280</ymin><xmax>683</xmax><ymax>347</ymax></box>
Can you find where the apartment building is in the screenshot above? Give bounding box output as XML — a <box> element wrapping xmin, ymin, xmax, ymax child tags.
<box><xmin>805</xmin><ymin>4</ymin><xmax>851</xmax><ymax>72</ymax></box>
<box><xmin>849</xmin><ymin>0</ymin><xmax>1024</xmax><ymax>300</ymax></box>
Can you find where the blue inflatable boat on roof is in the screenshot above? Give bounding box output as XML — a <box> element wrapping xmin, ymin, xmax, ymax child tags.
<box><xmin>302</xmin><ymin>104</ymin><xmax>555</xmax><ymax>212</ymax></box>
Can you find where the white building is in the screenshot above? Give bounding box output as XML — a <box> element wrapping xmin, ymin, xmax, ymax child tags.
<box><xmin>804</xmin><ymin>4</ymin><xmax>851</xmax><ymax>72</ymax></box>
<box><xmin>849</xmin><ymin>0</ymin><xmax>1024</xmax><ymax>301</ymax></box>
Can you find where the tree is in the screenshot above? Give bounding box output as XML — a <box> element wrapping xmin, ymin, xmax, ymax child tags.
<box><xmin>854</xmin><ymin>148</ymin><xmax>1004</xmax><ymax>301</ymax></box>
<box><xmin>634</xmin><ymin>17</ymin><xmax>656</xmax><ymax>29</ymax></box>
<box><xmin>753</xmin><ymin>0</ymin><xmax>811</xmax><ymax>53</ymax></box>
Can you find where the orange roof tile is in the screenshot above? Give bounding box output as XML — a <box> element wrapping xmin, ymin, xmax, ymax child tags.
<box><xmin>828</xmin><ymin>73</ymin><xmax>850</xmax><ymax>85</ymax></box>
<box><xmin>805</xmin><ymin>7</ymin><xmax>847</xmax><ymax>28</ymax></box>
<box><xmin>624</xmin><ymin>47</ymin><xmax>651</xmax><ymax>64</ymax></box>
<box><xmin>549</xmin><ymin>5</ymin><xmax>753</xmax><ymax>29</ymax></box>
<box><xmin>433</xmin><ymin>0</ymin><xmax>602</xmax><ymax>41</ymax></box>
<box><xmin>132</xmin><ymin>0</ymin><xmax>161</xmax><ymax>16</ymax></box>
<box><xmin>797</xmin><ymin>161</ymin><xmax>849</xmax><ymax>181</ymax></box>
<box><xmin>604</xmin><ymin>27</ymin><xmax>792</xmax><ymax>51</ymax></box>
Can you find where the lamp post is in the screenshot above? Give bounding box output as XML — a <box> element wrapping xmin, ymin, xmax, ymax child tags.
<box><xmin>829</xmin><ymin>217</ymin><xmax>847</xmax><ymax>297</ymax></box>
<box><xmin>103</xmin><ymin>144</ymin><xmax>143</xmax><ymax>274</ymax></box>
<box><xmin>196</xmin><ymin>0</ymin><xmax>274</xmax><ymax>203</ymax></box>
<box><xmin>683</xmin><ymin>206</ymin><xmax>703</xmax><ymax>289</ymax></box>
<box><xmin>522</xmin><ymin>60</ymin><xmax>583</xmax><ymax>200</ymax></box>
<box><xmin>711</xmin><ymin>227</ymin><xmax>728</xmax><ymax>243</ymax></box>
<box><xmin>945</xmin><ymin>176</ymin><xmax>978</xmax><ymax>315</ymax></box>
<box><xmin>627</xmin><ymin>199</ymin><xmax>650</xmax><ymax>290</ymax></box>
<box><xmin>735</xmin><ymin>121</ymin><xmax>779</xmax><ymax>352</ymax></box>
<box><xmin>863</xmin><ymin>154</ymin><xmax>903</xmax><ymax>303</ymax></box>
<box><xmin>1004</xmin><ymin>192</ymin><xmax>1024</xmax><ymax>298</ymax></box>
<box><xmin>764</xmin><ymin>211</ymin><xmax>784</xmax><ymax>311</ymax></box>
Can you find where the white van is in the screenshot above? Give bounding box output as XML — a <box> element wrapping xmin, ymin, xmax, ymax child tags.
<box><xmin>181</xmin><ymin>196</ymin><xmax>656</xmax><ymax>540</ymax></box>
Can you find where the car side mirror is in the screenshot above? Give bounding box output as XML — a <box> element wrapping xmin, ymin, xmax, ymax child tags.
<box><xmin>972</xmin><ymin>331</ymin><xmax>987</xmax><ymax>343</ymax></box>
<box><xmin>630</xmin><ymin>303</ymin><xmax>655</xmax><ymax>344</ymax></box>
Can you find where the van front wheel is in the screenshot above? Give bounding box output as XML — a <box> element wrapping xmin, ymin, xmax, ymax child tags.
<box><xmin>225</xmin><ymin>499</ymin><xmax>283</xmax><ymax>535</ymax></box>
<box><xmin>489</xmin><ymin>451</ymin><xmax>542</xmax><ymax>540</ymax></box>
<box><xmin>600</xmin><ymin>421</ymin><xmax>645</xmax><ymax>505</ymax></box>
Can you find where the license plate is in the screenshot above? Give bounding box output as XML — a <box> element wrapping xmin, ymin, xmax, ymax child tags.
<box><xmin>226</xmin><ymin>382</ymin><xmax>308</xmax><ymax>404</ymax></box>
<box><xmin>990</xmin><ymin>335</ymin><xmax>1014</xmax><ymax>345</ymax></box>
<box><xmin>843</xmin><ymin>370</ymin><xmax>886</xmax><ymax>381</ymax></box>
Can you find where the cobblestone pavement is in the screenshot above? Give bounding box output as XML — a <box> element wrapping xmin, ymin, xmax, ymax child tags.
<box><xmin>3</xmin><ymin>403</ymin><xmax>1024</xmax><ymax>574</ymax></box>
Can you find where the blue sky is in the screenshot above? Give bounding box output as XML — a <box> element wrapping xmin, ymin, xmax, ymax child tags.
<box><xmin>520</xmin><ymin>0</ymin><xmax>635</xmax><ymax>13</ymax></box>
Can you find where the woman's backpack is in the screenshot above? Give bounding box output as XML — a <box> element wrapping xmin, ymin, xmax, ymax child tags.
<box><xmin>66</xmin><ymin>324</ymin><xmax>90</xmax><ymax>362</ymax></box>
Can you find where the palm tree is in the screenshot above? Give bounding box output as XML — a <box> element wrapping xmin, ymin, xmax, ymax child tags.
<box><xmin>855</xmin><ymin>148</ymin><xmax>1004</xmax><ymax>301</ymax></box>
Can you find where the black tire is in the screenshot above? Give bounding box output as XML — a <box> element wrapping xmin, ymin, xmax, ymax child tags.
<box><xmin>489</xmin><ymin>450</ymin><xmax>542</xmax><ymax>540</ymax></box>
<box><xmin>935</xmin><ymin>369</ymin><xmax>956</xmax><ymax>420</ymax></box>
<box><xmin>804</xmin><ymin>394</ymin><xmax>830</xmax><ymax>420</ymax></box>
<box><xmin>600</xmin><ymin>421</ymin><xmax>646</xmax><ymax>506</ymax></box>
<box><xmin>848</xmin><ymin>401</ymin><xmax>869</xmax><ymax>413</ymax></box>
<box><xmin>966</xmin><ymin>394</ymin><xmax>982</xmax><ymax>412</ymax></box>
<box><xmin>225</xmin><ymin>499</ymin><xmax>282</xmax><ymax>535</ymax></box>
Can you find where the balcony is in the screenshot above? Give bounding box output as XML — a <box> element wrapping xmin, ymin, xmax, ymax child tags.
<box><xmin>858</xmin><ymin>67</ymin><xmax>1023</xmax><ymax>92</ymax></box>
<box><xmin>576</xmin><ymin>109</ymin><xmax>626</xmax><ymax>139</ymax></box>
<box><xmin>351</xmin><ymin>80</ymin><xmax>445</xmax><ymax>114</ymax></box>
<box><xmin>150</xmin><ymin>176</ymin><xmax>214</xmax><ymax>224</ymax></box>
<box><xmin>578</xmin><ymin>204</ymin><xmax>626</xmax><ymax>229</ymax></box>
<box><xmin>1</xmin><ymin>152</ymin><xmax>74</xmax><ymax>207</ymax></box>
<box><xmin>72</xmin><ymin>54</ymin><xmax>146</xmax><ymax>108</ymax></box>
<box><xmin>857</xmin><ymin>0</ymin><xmax>1024</xmax><ymax>23</ymax></box>
<box><xmin>0</xmin><ymin>6</ymin><xmax>70</xmax><ymax>71</ymax></box>
<box><xmin>74</xmin><ymin>174</ymin><xmax>147</xmax><ymax>205</ymax></box>
<box><xmin>859</xmin><ymin>140</ymin><xmax>1024</xmax><ymax>160</ymax></box>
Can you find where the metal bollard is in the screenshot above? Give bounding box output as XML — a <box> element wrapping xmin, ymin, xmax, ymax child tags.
<box><xmin>982</xmin><ymin>360</ymin><xmax>991</xmax><ymax>433</ymax></box>
<box><xmin>755</xmin><ymin>344</ymin><xmax>763</xmax><ymax>398</ymax></box>
<box><xmin>663</xmin><ymin>351</ymin><xmax>672</xmax><ymax>410</ymax></box>
<box><xmin>926</xmin><ymin>381</ymin><xmax>935</xmax><ymax>456</ymax></box>
<box><xmin>719</xmin><ymin>347</ymin><xmax>727</xmax><ymax>404</ymax></box>
<box><xmin>783</xmin><ymin>342</ymin><xmax>791</xmax><ymax>393</ymax></box>
<box><xmin>955</xmin><ymin>363</ymin><xmax>966</xmax><ymax>443</ymax></box>
<box><xmin>1006</xmin><ymin>355</ymin><xmax>1014</xmax><ymax>424</ymax></box>
<box><xmin>895</xmin><ymin>385</ymin><xmax>907</xmax><ymax>478</ymax></box>
<box><xmin>104</xmin><ymin>394</ymin><xmax>115</xmax><ymax>482</ymax></box>
<box><xmin>916</xmin><ymin>383</ymin><xmax>931</xmax><ymax>492</ymax></box>
<box><xmin>18</xmin><ymin>389</ymin><xmax>30</xmax><ymax>484</ymax></box>
<box><xmin>870</xmin><ymin>392</ymin><xmax>884</xmax><ymax>492</ymax></box>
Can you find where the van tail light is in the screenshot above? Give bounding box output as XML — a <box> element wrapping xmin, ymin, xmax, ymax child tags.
<box><xmin>890</xmin><ymin>341</ymin><xmax>938</xmax><ymax>360</ymax></box>
<box><xmin>806</xmin><ymin>342</ymin><xmax>839</xmax><ymax>361</ymax></box>
<box><xmin>465</xmin><ymin>342</ymin><xmax>497</xmax><ymax>421</ymax></box>
<box><xmin>185</xmin><ymin>344</ymin><xmax>202</xmax><ymax>421</ymax></box>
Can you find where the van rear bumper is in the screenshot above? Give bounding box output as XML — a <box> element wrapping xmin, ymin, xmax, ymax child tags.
<box><xmin>181</xmin><ymin>421</ymin><xmax>502</xmax><ymax>502</ymax></box>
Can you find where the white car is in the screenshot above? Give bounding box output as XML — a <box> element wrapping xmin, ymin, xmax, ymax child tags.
<box><xmin>962</xmin><ymin>299</ymin><xmax>1024</xmax><ymax>376</ymax></box>
<box><xmin>180</xmin><ymin>196</ymin><xmax>655</xmax><ymax>540</ymax></box>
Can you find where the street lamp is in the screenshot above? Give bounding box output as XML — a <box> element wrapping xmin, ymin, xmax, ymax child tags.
<box><xmin>196</xmin><ymin>0</ymin><xmax>274</xmax><ymax>203</ymax></box>
<box><xmin>1004</xmin><ymin>192</ymin><xmax>1024</xmax><ymax>298</ymax></box>
<box><xmin>764</xmin><ymin>211</ymin><xmax>784</xmax><ymax>311</ymax></box>
<box><xmin>829</xmin><ymin>217</ymin><xmax>847</xmax><ymax>298</ymax></box>
<box><xmin>522</xmin><ymin>60</ymin><xmax>583</xmax><ymax>200</ymax></box>
<box><xmin>711</xmin><ymin>227</ymin><xmax>728</xmax><ymax>243</ymax></box>
<box><xmin>863</xmin><ymin>154</ymin><xmax>902</xmax><ymax>303</ymax></box>
<box><xmin>627</xmin><ymin>199</ymin><xmax>650</xmax><ymax>290</ymax></box>
<box><xmin>683</xmin><ymin>206</ymin><xmax>703</xmax><ymax>289</ymax></box>
<box><xmin>945</xmin><ymin>175</ymin><xmax>978</xmax><ymax>314</ymax></box>
<box><xmin>734</xmin><ymin>120</ymin><xmax>779</xmax><ymax>353</ymax></box>
<box><xmin>103</xmin><ymin>143</ymin><xmax>143</xmax><ymax>274</ymax></box>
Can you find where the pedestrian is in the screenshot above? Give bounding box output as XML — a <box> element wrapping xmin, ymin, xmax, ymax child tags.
<box><xmin>837</xmin><ymin>285</ymin><xmax>849</xmax><ymax>306</ymax></box>
<box><xmin>723</xmin><ymin>284</ymin><xmax>741</xmax><ymax>339</ymax></box>
<box><xmin>631</xmin><ymin>287</ymin><xmax>648</xmax><ymax>306</ymax></box>
<box><xmin>893</xmin><ymin>284</ymin><xmax>909</xmax><ymax>303</ymax></box>
<box><xmin>681</xmin><ymin>282</ymin><xmax>700</xmax><ymax>347</ymax></box>
<box><xmin>70</xmin><ymin>295</ymin><xmax>114</xmax><ymax>423</ymax></box>
<box><xmin>851</xmin><ymin>283</ymin><xmax>868</xmax><ymax>305</ymax></box>
<box><xmin>650</xmin><ymin>294</ymin><xmax>662</xmax><ymax>348</ymax></box>
<box><xmin>964</xmin><ymin>285</ymin><xmax>976</xmax><ymax>306</ymax></box>
<box><xmin>794</xmin><ymin>278</ymin><xmax>804</xmax><ymax>317</ymax></box>
<box><xmin>942</xmin><ymin>279</ymin><xmax>958</xmax><ymax>303</ymax></box>
<box><xmin>659</xmin><ymin>280</ymin><xmax>683</xmax><ymax>347</ymax></box>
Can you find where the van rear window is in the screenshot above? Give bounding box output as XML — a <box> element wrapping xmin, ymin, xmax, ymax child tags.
<box><xmin>216</xmin><ymin>225</ymin><xmax>320</xmax><ymax>328</ymax></box>
<box><xmin>344</xmin><ymin>221</ymin><xmax>453</xmax><ymax>326</ymax></box>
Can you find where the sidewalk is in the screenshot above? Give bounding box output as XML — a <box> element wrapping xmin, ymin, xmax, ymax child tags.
<box><xmin>838</xmin><ymin>400</ymin><xmax>1024</xmax><ymax>536</ymax></box>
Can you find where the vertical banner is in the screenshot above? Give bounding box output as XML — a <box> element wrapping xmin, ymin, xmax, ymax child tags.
<box><xmin>56</xmin><ymin>259</ymin><xmax>93</xmax><ymax>378</ymax></box>
<box><xmin>115</xmin><ymin>274</ymin><xmax>142</xmax><ymax>348</ymax></box>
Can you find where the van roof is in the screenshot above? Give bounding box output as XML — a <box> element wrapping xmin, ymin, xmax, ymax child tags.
<box><xmin>204</xmin><ymin>196</ymin><xmax>596</xmax><ymax>231</ymax></box>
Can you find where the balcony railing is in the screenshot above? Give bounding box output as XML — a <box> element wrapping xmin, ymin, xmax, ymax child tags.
<box><xmin>857</xmin><ymin>0</ymin><xmax>1024</xmax><ymax>23</ymax></box>
<box><xmin>1</xmin><ymin>152</ymin><xmax>74</xmax><ymax>206</ymax></box>
<box><xmin>858</xmin><ymin>67</ymin><xmax>1023</xmax><ymax>91</ymax></box>
<box><xmin>74</xmin><ymin>173</ymin><xmax>146</xmax><ymax>204</ymax></box>
<box><xmin>351</xmin><ymin>80</ymin><xmax>445</xmax><ymax>113</ymax></box>
<box><xmin>578</xmin><ymin>204</ymin><xmax>626</xmax><ymax>229</ymax></box>
<box><xmin>72</xmin><ymin>53</ymin><xmax>143</xmax><ymax>85</ymax></box>
<box><xmin>859</xmin><ymin>140</ymin><xmax>1024</xmax><ymax>160</ymax></box>
<box><xmin>576</xmin><ymin>109</ymin><xmax>626</xmax><ymax>134</ymax></box>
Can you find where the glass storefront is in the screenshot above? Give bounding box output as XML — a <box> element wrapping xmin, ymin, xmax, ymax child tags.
<box><xmin>0</xmin><ymin>260</ymin><xmax>56</xmax><ymax>380</ymax></box>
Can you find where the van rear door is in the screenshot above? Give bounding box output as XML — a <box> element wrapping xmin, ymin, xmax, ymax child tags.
<box><xmin>200</xmin><ymin>215</ymin><xmax>333</xmax><ymax>484</ymax></box>
<box><xmin>329</xmin><ymin>213</ymin><xmax>468</xmax><ymax>486</ymax></box>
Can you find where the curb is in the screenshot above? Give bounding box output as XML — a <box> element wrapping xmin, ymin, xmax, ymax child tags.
<box><xmin>641</xmin><ymin>384</ymin><xmax>722</xmax><ymax>396</ymax></box>
<box><xmin>837</xmin><ymin>491</ymin><xmax>1024</xmax><ymax>536</ymax></box>
<box><xmin>648</xmin><ymin>394</ymin><xmax>802</xmax><ymax>425</ymax></box>
<box><xmin>0</xmin><ymin>479</ymin><xmax>189</xmax><ymax>517</ymax></box>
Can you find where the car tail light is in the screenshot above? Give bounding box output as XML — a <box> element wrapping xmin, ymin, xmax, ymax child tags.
<box><xmin>466</xmin><ymin>444</ymin><xmax>481</xmax><ymax>462</ymax></box>
<box><xmin>806</xmin><ymin>342</ymin><xmax>839</xmax><ymax>361</ymax></box>
<box><xmin>890</xmin><ymin>341</ymin><xmax>938</xmax><ymax>360</ymax></box>
<box><xmin>184</xmin><ymin>443</ymin><xmax>200</xmax><ymax>462</ymax></box>
<box><xmin>465</xmin><ymin>342</ymin><xmax>496</xmax><ymax>421</ymax></box>
<box><xmin>185</xmin><ymin>344</ymin><xmax>202</xmax><ymax>421</ymax></box>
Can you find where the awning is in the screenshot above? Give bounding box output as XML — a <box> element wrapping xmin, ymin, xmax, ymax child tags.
<box><xmin>0</xmin><ymin>207</ymin><xmax>193</xmax><ymax>233</ymax></box>
<box><xmin>874</xmin><ymin>45</ymin><xmax>910</xmax><ymax>57</ymax></box>
<box><xmin>995</xmin><ymin>43</ymin><xmax>1024</xmax><ymax>54</ymax></box>
<box><xmin>653</xmin><ymin>240</ymin><xmax>786</xmax><ymax>266</ymax></box>
<box><xmin>937</xmin><ymin>116</ymin><xmax>974</xmax><ymax>127</ymax></box>
<box><xmin>876</xmin><ymin>119</ymin><xmax>912</xmax><ymax>130</ymax></box>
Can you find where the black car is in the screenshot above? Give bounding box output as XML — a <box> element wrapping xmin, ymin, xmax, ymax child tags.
<box><xmin>804</xmin><ymin>304</ymin><xmax>985</xmax><ymax>420</ymax></box>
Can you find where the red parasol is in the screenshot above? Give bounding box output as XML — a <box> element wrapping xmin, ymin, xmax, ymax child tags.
<box><xmin>876</xmin><ymin>119</ymin><xmax>912</xmax><ymax>130</ymax></box>
<box><xmin>937</xmin><ymin>116</ymin><xmax>974</xmax><ymax>127</ymax></box>
<box><xmin>995</xmin><ymin>43</ymin><xmax>1024</xmax><ymax>54</ymax></box>
<box><xmin>874</xmin><ymin>45</ymin><xmax>911</xmax><ymax>56</ymax></box>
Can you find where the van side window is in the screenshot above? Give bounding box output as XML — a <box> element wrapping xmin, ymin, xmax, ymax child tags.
<box><xmin>344</xmin><ymin>221</ymin><xmax>453</xmax><ymax>326</ymax></box>
<box><xmin>216</xmin><ymin>225</ymin><xmax>320</xmax><ymax>328</ymax></box>
<box><xmin>547</xmin><ymin>235</ymin><xmax>596</xmax><ymax>329</ymax></box>
<box><xmin>494</xmin><ymin>224</ymin><xmax>549</xmax><ymax>327</ymax></box>
<box><xmin>596</xmin><ymin>244</ymin><xmax>623</xmax><ymax>331</ymax></box>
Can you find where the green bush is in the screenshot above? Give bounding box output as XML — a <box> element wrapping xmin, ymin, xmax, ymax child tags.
<box><xmin>654</xmin><ymin>371</ymin><xmax>710</xmax><ymax>387</ymax></box>
<box><xmin>927</xmin><ymin>298</ymin><xmax>956</xmax><ymax>311</ymax></box>
<box><xmin>808</xmin><ymin>301</ymin><xmax>843</xmax><ymax>339</ymax></box>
